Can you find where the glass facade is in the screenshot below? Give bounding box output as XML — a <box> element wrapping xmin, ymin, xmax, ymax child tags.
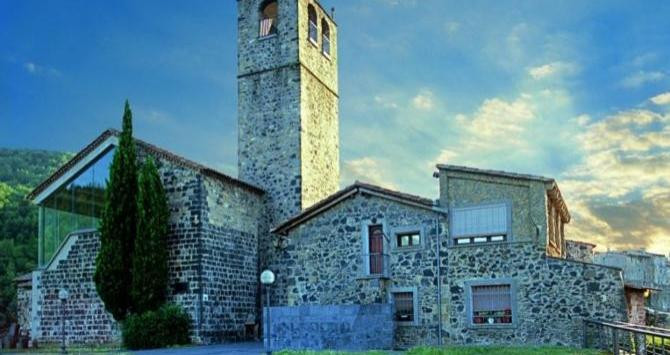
<box><xmin>38</xmin><ymin>147</ymin><xmax>115</xmax><ymax>267</ymax></box>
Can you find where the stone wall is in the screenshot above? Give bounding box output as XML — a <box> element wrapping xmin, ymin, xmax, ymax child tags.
<box><xmin>269</xmin><ymin>192</ymin><xmax>445</xmax><ymax>349</ymax></box>
<box><xmin>625</xmin><ymin>288</ymin><xmax>646</xmax><ymax>325</ymax></box>
<box><xmin>437</xmin><ymin>168</ymin><xmax>550</xmax><ymax>248</ymax></box>
<box><xmin>28</xmin><ymin>148</ymin><xmax>264</xmax><ymax>345</ymax></box>
<box><xmin>34</xmin><ymin>231</ymin><xmax>119</xmax><ymax>345</ymax></box>
<box><xmin>237</xmin><ymin>0</ymin><xmax>339</xmax><ymax>228</ymax></box>
<box><xmin>566</xmin><ymin>240</ymin><xmax>595</xmax><ymax>263</ymax></box>
<box><xmin>15</xmin><ymin>280</ymin><xmax>32</xmax><ymax>341</ymax></box>
<box><xmin>445</xmin><ymin>242</ymin><xmax>626</xmax><ymax>346</ymax></box>
<box><xmin>264</xmin><ymin>304</ymin><xmax>394</xmax><ymax>351</ymax></box>
<box><xmin>198</xmin><ymin>176</ymin><xmax>263</xmax><ymax>342</ymax></box>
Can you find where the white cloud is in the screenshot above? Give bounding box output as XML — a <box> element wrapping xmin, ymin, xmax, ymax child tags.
<box><xmin>411</xmin><ymin>90</ymin><xmax>435</xmax><ymax>111</ymax></box>
<box><xmin>341</xmin><ymin>157</ymin><xmax>397</xmax><ymax>189</ymax></box>
<box><xmin>560</xmin><ymin>109</ymin><xmax>670</xmax><ymax>253</ymax></box>
<box><xmin>620</xmin><ymin>70</ymin><xmax>665</xmax><ymax>88</ymax></box>
<box><xmin>373</xmin><ymin>95</ymin><xmax>398</xmax><ymax>109</ymax></box>
<box><xmin>528</xmin><ymin>61</ymin><xmax>577</xmax><ymax>80</ymax></box>
<box><xmin>444</xmin><ymin>21</ymin><xmax>460</xmax><ymax>36</ymax></box>
<box><xmin>23</xmin><ymin>61</ymin><xmax>62</xmax><ymax>77</ymax></box>
<box><xmin>650</xmin><ymin>92</ymin><xmax>670</xmax><ymax>106</ymax></box>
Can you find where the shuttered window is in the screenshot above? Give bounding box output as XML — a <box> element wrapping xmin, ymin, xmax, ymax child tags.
<box><xmin>368</xmin><ymin>224</ymin><xmax>384</xmax><ymax>274</ymax></box>
<box><xmin>451</xmin><ymin>203</ymin><xmax>509</xmax><ymax>244</ymax></box>
<box><xmin>471</xmin><ymin>284</ymin><xmax>512</xmax><ymax>325</ymax></box>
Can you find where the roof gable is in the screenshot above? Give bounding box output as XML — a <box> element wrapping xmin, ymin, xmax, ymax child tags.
<box><xmin>27</xmin><ymin>129</ymin><xmax>263</xmax><ymax>202</ymax></box>
<box><xmin>272</xmin><ymin>181</ymin><xmax>443</xmax><ymax>235</ymax></box>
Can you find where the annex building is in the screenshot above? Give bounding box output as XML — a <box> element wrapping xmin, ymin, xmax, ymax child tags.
<box><xmin>16</xmin><ymin>0</ymin><xmax>630</xmax><ymax>350</ymax></box>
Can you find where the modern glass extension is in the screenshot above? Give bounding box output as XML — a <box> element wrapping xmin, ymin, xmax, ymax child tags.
<box><xmin>37</xmin><ymin>147</ymin><xmax>115</xmax><ymax>267</ymax></box>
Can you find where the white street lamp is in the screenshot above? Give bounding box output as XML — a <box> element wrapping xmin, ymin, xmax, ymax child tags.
<box><xmin>58</xmin><ymin>288</ymin><xmax>69</xmax><ymax>354</ymax></box>
<box><xmin>260</xmin><ymin>270</ymin><xmax>275</xmax><ymax>355</ymax></box>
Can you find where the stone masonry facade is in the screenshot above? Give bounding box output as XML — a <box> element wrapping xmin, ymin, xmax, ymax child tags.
<box><xmin>19</xmin><ymin>0</ymin><xmax>633</xmax><ymax>350</ymax></box>
<box><xmin>271</xmin><ymin>167</ymin><xmax>627</xmax><ymax>349</ymax></box>
<box><xmin>28</xmin><ymin>141</ymin><xmax>264</xmax><ymax>345</ymax></box>
<box><xmin>237</xmin><ymin>0</ymin><xmax>339</xmax><ymax>234</ymax></box>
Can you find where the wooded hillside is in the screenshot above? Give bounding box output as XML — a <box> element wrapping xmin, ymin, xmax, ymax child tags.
<box><xmin>0</xmin><ymin>148</ymin><xmax>72</xmax><ymax>327</ymax></box>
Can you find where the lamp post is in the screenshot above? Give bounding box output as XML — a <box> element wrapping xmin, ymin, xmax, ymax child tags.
<box><xmin>58</xmin><ymin>288</ymin><xmax>69</xmax><ymax>354</ymax></box>
<box><xmin>260</xmin><ymin>269</ymin><xmax>275</xmax><ymax>355</ymax></box>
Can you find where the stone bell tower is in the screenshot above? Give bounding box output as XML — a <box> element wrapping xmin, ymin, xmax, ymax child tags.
<box><xmin>237</xmin><ymin>0</ymin><xmax>339</xmax><ymax>227</ymax></box>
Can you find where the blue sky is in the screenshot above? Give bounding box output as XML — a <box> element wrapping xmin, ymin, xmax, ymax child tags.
<box><xmin>2</xmin><ymin>0</ymin><xmax>670</xmax><ymax>253</ymax></box>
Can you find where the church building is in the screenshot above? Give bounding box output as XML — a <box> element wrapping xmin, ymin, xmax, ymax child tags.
<box><xmin>17</xmin><ymin>0</ymin><xmax>628</xmax><ymax>350</ymax></box>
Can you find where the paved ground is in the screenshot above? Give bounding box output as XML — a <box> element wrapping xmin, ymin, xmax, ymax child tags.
<box><xmin>132</xmin><ymin>342</ymin><xmax>265</xmax><ymax>354</ymax></box>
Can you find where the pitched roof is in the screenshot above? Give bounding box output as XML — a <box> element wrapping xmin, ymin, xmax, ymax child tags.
<box><xmin>436</xmin><ymin>164</ymin><xmax>554</xmax><ymax>183</ymax></box>
<box><xmin>272</xmin><ymin>181</ymin><xmax>441</xmax><ymax>235</ymax></box>
<box><xmin>26</xmin><ymin>129</ymin><xmax>263</xmax><ymax>201</ymax></box>
<box><xmin>436</xmin><ymin>163</ymin><xmax>571</xmax><ymax>223</ymax></box>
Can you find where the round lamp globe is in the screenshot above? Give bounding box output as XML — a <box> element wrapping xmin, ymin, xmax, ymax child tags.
<box><xmin>260</xmin><ymin>269</ymin><xmax>275</xmax><ymax>285</ymax></box>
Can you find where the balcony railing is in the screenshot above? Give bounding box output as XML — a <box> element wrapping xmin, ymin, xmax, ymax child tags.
<box><xmin>363</xmin><ymin>253</ymin><xmax>390</xmax><ymax>278</ymax></box>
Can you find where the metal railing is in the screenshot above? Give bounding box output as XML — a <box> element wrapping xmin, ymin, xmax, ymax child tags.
<box><xmin>363</xmin><ymin>253</ymin><xmax>390</xmax><ymax>278</ymax></box>
<box><xmin>584</xmin><ymin>319</ymin><xmax>670</xmax><ymax>354</ymax></box>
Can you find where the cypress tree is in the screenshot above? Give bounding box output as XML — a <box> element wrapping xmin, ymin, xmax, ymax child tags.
<box><xmin>131</xmin><ymin>157</ymin><xmax>169</xmax><ymax>313</ymax></box>
<box><xmin>94</xmin><ymin>100</ymin><xmax>138</xmax><ymax>321</ymax></box>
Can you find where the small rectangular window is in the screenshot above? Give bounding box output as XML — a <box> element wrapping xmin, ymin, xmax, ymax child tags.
<box><xmin>392</xmin><ymin>292</ymin><xmax>414</xmax><ymax>322</ymax></box>
<box><xmin>472</xmin><ymin>284</ymin><xmax>512</xmax><ymax>325</ymax></box>
<box><xmin>396</xmin><ymin>232</ymin><xmax>420</xmax><ymax>248</ymax></box>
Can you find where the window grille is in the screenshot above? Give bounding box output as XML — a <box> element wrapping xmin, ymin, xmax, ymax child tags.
<box><xmin>393</xmin><ymin>292</ymin><xmax>414</xmax><ymax>322</ymax></box>
<box><xmin>471</xmin><ymin>284</ymin><xmax>512</xmax><ymax>325</ymax></box>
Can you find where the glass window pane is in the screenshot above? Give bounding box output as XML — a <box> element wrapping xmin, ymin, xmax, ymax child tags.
<box><xmin>38</xmin><ymin>147</ymin><xmax>114</xmax><ymax>266</ymax></box>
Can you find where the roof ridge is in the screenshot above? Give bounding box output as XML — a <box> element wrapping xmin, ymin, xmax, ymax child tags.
<box><xmin>27</xmin><ymin>129</ymin><xmax>263</xmax><ymax>201</ymax></box>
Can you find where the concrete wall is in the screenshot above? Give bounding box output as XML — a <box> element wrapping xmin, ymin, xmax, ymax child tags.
<box><xmin>264</xmin><ymin>304</ymin><xmax>394</xmax><ymax>351</ymax></box>
<box><xmin>594</xmin><ymin>250</ymin><xmax>670</xmax><ymax>313</ymax></box>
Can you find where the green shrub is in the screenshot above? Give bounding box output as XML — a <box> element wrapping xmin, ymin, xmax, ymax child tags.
<box><xmin>122</xmin><ymin>303</ymin><xmax>191</xmax><ymax>349</ymax></box>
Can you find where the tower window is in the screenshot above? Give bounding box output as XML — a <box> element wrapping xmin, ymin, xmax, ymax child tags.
<box><xmin>308</xmin><ymin>4</ymin><xmax>318</xmax><ymax>45</ymax></box>
<box><xmin>259</xmin><ymin>1</ymin><xmax>278</xmax><ymax>38</ymax></box>
<box><xmin>321</xmin><ymin>19</ymin><xmax>330</xmax><ymax>57</ymax></box>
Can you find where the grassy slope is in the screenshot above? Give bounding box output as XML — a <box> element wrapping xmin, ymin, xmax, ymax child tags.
<box><xmin>277</xmin><ymin>346</ymin><xmax>607</xmax><ymax>355</ymax></box>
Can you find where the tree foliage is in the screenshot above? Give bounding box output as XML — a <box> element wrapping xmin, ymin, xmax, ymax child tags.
<box><xmin>94</xmin><ymin>101</ymin><xmax>138</xmax><ymax>321</ymax></box>
<box><xmin>0</xmin><ymin>149</ymin><xmax>71</xmax><ymax>328</ymax></box>
<box><xmin>131</xmin><ymin>158</ymin><xmax>169</xmax><ymax>313</ymax></box>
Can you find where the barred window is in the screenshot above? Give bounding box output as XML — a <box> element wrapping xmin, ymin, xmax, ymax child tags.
<box><xmin>471</xmin><ymin>284</ymin><xmax>512</xmax><ymax>325</ymax></box>
<box><xmin>392</xmin><ymin>292</ymin><xmax>414</xmax><ymax>322</ymax></box>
